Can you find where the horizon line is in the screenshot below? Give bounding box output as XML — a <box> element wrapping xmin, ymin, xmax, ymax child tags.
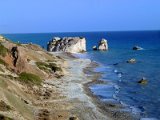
<box><xmin>1</xmin><ymin>29</ymin><xmax>160</xmax><ymax>34</ymax></box>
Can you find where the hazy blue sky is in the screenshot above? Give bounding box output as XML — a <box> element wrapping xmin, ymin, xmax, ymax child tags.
<box><xmin>0</xmin><ymin>0</ymin><xmax>160</xmax><ymax>33</ymax></box>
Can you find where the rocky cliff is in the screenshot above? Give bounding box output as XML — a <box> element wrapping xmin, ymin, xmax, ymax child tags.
<box><xmin>47</xmin><ymin>37</ymin><xmax>86</xmax><ymax>53</ymax></box>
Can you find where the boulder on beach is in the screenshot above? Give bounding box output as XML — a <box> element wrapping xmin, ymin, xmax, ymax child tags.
<box><xmin>98</xmin><ymin>38</ymin><xmax>108</xmax><ymax>51</ymax></box>
<box><xmin>127</xmin><ymin>58</ymin><xmax>136</xmax><ymax>63</ymax></box>
<box><xmin>133</xmin><ymin>46</ymin><xmax>143</xmax><ymax>50</ymax></box>
<box><xmin>47</xmin><ymin>37</ymin><xmax>86</xmax><ymax>53</ymax></box>
<box><xmin>138</xmin><ymin>77</ymin><xmax>148</xmax><ymax>84</ymax></box>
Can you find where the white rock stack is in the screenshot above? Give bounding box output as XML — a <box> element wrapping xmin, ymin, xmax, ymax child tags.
<box><xmin>47</xmin><ymin>37</ymin><xmax>86</xmax><ymax>53</ymax></box>
<box><xmin>98</xmin><ymin>38</ymin><xmax>108</xmax><ymax>51</ymax></box>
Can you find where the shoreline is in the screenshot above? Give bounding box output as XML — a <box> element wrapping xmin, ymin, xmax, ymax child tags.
<box><xmin>49</xmin><ymin>52</ymin><xmax>109</xmax><ymax>120</ymax></box>
<box><xmin>83</xmin><ymin>64</ymin><xmax>139</xmax><ymax>120</ymax></box>
<box><xmin>71</xmin><ymin>53</ymin><xmax>140</xmax><ymax>120</ymax></box>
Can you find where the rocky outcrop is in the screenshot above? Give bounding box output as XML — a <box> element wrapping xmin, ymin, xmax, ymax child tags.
<box><xmin>11</xmin><ymin>47</ymin><xmax>19</xmax><ymax>67</ymax></box>
<box><xmin>92</xmin><ymin>46</ymin><xmax>97</xmax><ymax>51</ymax></box>
<box><xmin>133</xmin><ymin>46</ymin><xmax>143</xmax><ymax>50</ymax></box>
<box><xmin>92</xmin><ymin>39</ymin><xmax>108</xmax><ymax>51</ymax></box>
<box><xmin>138</xmin><ymin>77</ymin><xmax>148</xmax><ymax>84</ymax></box>
<box><xmin>47</xmin><ymin>37</ymin><xmax>86</xmax><ymax>53</ymax></box>
<box><xmin>127</xmin><ymin>58</ymin><xmax>136</xmax><ymax>64</ymax></box>
<box><xmin>98</xmin><ymin>39</ymin><xmax>108</xmax><ymax>51</ymax></box>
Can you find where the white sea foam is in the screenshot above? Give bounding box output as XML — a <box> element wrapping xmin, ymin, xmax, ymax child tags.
<box><xmin>140</xmin><ymin>118</ymin><xmax>158</xmax><ymax>120</ymax></box>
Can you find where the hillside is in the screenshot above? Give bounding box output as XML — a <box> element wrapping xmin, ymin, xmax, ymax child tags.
<box><xmin>0</xmin><ymin>36</ymin><xmax>67</xmax><ymax>120</ymax></box>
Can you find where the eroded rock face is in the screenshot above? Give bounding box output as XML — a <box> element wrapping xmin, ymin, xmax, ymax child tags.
<box><xmin>47</xmin><ymin>37</ymin><xmax>86</xmax><ymax>53</ymax></box>
<box><xmin>98</xmin><ymin>39</ymin><xmax>108</xmax><ymax>51</ymax></box>
<box><xmin>11</xmin><ymin>47</ymin><xmax>19</xmax><ymax>67</ymax></box>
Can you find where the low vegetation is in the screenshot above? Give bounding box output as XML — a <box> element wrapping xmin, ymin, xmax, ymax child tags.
<box><xmin>0</xmin><ymin>67</ymin><xmax>4</xmax><ymax>72</ymax></box>
<box><xmin>0</xmin><ymin>58</ymin><xmax>7</xmax><ymax>66</ymax></box>
<box><xmin>36</xmin><ymin>62</ymin><xmax>62</xmax><ymax>73</ymax></box>
<box><xmin>0</xmin><ymin>114</ymin><xmax>13</xmax><ymax>120</ymax></box>
<box><xmin>19</xmin><ymin>72</ymin><xmax>42</xmax><ymax>85</ymax></box>
<box><xmin>49</xmin><ymin>63</ymin><xmax>62</xmax><ymax>72</ymax></box>
<box><xmin>0</xmin><ymin>43</ymin><xmax>8</xmax><ymax>57</ymax></box>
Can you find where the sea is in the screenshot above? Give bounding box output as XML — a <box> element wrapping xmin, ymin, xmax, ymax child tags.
<box><xmin>3</xmin><ymin>31</ymin><xmax>160</xmax><ymax>119</ymax></box>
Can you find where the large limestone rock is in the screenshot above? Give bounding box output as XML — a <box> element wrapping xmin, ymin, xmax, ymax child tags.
<box><xmin>47</xmin><ymin>37</ymin><xmax>86</xmax><ymax>53</ymax></box>
<box><xmin>98</xmin><ymin>39</ymin><xmax>108</xmax><ymax>51</ymax></box>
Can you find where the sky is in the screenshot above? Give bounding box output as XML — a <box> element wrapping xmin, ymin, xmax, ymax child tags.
<box><xmin>0</xmin><ymin>0</ymin><xmax>160</xmax><ymax>33</ymax></box>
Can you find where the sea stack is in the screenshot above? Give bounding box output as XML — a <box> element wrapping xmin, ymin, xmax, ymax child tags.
<box><xmin>47</xmin><ymin>37</ymin><xmax>86</xmax><ymax>53</ymax></box>
<box><xmin>98</xmin><ymin>38</ymin><xmax>108</xmax><ymax>51</ymax></box>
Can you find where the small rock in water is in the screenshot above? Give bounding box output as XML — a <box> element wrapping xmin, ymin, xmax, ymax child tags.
<box><xmin>113</xmin><ymin>63</ymin><xmax>119</xmax><ymax>65</ymax></box>
<box><xmin>138</xmin><ymin>77</ymin><xmax>148</xmax><ymax>84</ymax></box>
<box><xmin>92</xmin><ymin>45</ymin><xmax>97</xmax><ymax>50</ymax></box>
<box><xmin>133</xmin><ymin>46</ymin><xmax>143</xmax><ymax>50</ymax></box>
<box><xmin>127</xmin><ymin>58</ymin><xmax>136</xmax><ymax>63</ymax></box>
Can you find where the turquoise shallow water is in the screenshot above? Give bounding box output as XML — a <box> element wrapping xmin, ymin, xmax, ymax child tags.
<box><xmin>3</xmin><ymin>31</ymin><xmax>160</xmax><ymax>119</ymax></box>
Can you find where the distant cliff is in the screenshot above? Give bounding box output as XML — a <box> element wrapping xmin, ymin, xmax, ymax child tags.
<box><xmin>47</xmin><ymin>37</ymin><xmax>86</xmax><ymax>53</ymax></box>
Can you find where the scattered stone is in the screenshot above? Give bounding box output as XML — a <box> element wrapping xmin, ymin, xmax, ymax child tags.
<box><xmin>92</xmin><ymin>45</ymin><xmax>97</xmax><ymax>50</ymax></box>
<box><xmin>127</xmin><ymin>58</ymin><xmax>136</xmax><ymax>63</ymax></box>
<box><xmin>98</xmin><ymin>38</ymin><xmax>108</xmax><ymax>51</ymax></box>
<box><xmin>0</xmin><ymin>100</ymin><xmax>11</xmax><ymax>111</ymax></box>
<box><xmin>138</xmin><ymin>77</ymin><xmax>148</xmax><ymax>84</ymax></box>
<box><xmin>37</xmin><ymin>109</ymin><xmax>50</xmax><ymax>120</ymax></box>
<box><xmin>47</xmin><ymin>37</ymin><xmax>86</xmax><ymax>53</ymax></box>
<box><xmin>69</xmin><ymin>116</ymin><xmax>79</xmax><ymax>120</ymax></box>
<box><xmin>133</xmin><ymin>46</ymin><xmax>143</xmax><ymax>50</ymax></box>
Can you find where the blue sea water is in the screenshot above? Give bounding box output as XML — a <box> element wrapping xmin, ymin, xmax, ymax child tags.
<box><xmin>3</xmin><ymin>31</ymin><xmax>160</xmax><ymax>119</ymax></box>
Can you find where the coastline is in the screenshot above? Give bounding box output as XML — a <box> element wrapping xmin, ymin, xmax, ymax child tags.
<box><xmin>69</xmin><ymin>53</ymin><xmax>140</xmax><ymax>120</ymax></box>
<box><xmin>48</xmin><ymin>52</ymin><xmax>109</xmax><ymax>120</ymax></box>
<box><xmin>83</xmin><ymin>64</ymin><xmax>139</xmax><ymax>120</ymax></box>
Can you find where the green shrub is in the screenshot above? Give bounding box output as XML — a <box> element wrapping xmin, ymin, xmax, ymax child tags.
<box><xmin>0</xmin><ymin>67</ymin><xmax>4</xmax><ymax>72</ymax></box>
<box><xmin>36</xmin><ymin>62</ymin><xmax>49</xmax><ymax>68</ymax></box>
<box><xmin>49</xmin><ymin>63</ymin><xmax>62</xmax><ymax>72</ymax></box>
<box><xmin>0</xmin><ymin>114</ymin><xmax>13</xmax><ymax>120</ymax></box>
<box><xmin>0</xmin><ymin>43</ymin><xmax>8</xmax><ymax>57</ymax></box>
<box><xmin>19</xmin><ymin>72</ymin><xmax>42</xmax><ymax>85</ymax></box>
<box><xmin>36</xmin><ymin>62</ymin><xmax>62</xmax><ymax>72</ymax></box>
